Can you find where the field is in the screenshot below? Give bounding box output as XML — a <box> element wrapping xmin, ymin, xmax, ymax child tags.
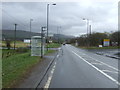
<box><xmin>1</xmin><ymin>41</ymin><xmax>30</xmax><ymax>48</ymax></box>
<box><xmin>1</xmin><ymin>40</ymin><xmax>61</xmax><ymax>48</ymax></box>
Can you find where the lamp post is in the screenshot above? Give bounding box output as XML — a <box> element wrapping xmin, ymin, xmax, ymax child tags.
<box><xmin>83</xmin><ymin>18</ymin><xmax>89</xmax><ymax>37</ymax></box>
<box><xmin>46</xmin><ymin>3</ymin><xmax>56</xmax><ymax>51</ymax></box>
<box><xmin>41</xmin><ymin>27</ymin><xmax>46</xmax><ymax>58</ymax></box>
<box><xmin>30</xmin><ymin>19</ymin><xmax>33</xmax><ymax>47</ymax></box>
<box><xmin>83</xmin><ymin>18</ymin><xmax>90</xmax><ymax>47</ymax></box>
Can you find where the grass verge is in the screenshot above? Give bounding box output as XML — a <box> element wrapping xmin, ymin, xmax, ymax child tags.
<box><xmin>45</xmin><ymin>50</ymin><xmax>56</xmax><ymax>55</ymax></box>
<box><xmin>47</xmin><ymin>43</ymin><xmax>61</xmax><ymax>48</ymax></box>
<box><xmin>2</xmin><ymin>50</ymin><xmax>40</xmax><ymax>88</ymax></box>
<box><xmin>79</xmin><ymin>46</ymin><xmax>120</xmax><ymax>49</ymax></box>
<box><xmin>2</xmin><ymin>49</ymin><xmax>57</xmax><ymax>88</ymax></box>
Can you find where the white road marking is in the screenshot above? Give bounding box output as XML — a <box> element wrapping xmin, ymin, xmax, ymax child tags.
<box><xmin>58</xmin><ymin>48</ymin><xmax>61</xmax><ymax>51</ymax></box>
<box><xmin>69</xmin><ymin>46</ymin><xmax>119</xmax><ymax>72</ymax></box>
<box><xmin>44</xmin><ymin>62</ymin><xmax>56</xmax><ymax>88</ymax></box>
<box><xmin>56</xmin><ymin>55</ymin><xmax>59</xmax><ymax>58</ymax></box>
<box><xmin>102</xmin><ymin>70</ymin><xmax>118</xmax><ymax>74</ymax></box>
<box><xmin>72</xmin><ymin>51</ymin><xmax>120</xmax><ymax>85</ymax></box>
<box><xmin>91</xmin><ymin>62</ymin><xmax>103</xmax><ymax>65</ymax></box>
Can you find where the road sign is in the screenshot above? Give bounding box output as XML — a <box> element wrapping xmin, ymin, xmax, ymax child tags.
<box><xmin>103</xmin><ymin>39</ymin><xmax>110</xmax><ymax>46</ymax></box>
<box><xmin>24</xmin><ymin>39</ymin><xmax>30</xmax><ymax>43</ymax></box>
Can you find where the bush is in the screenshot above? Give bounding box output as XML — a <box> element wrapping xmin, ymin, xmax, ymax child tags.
<box><xmin>5</xmin><ymin>40</ymin><xmax>11</xmax><ymax>50</ymax></box>
<box><xmin>16</xmin><ymin>47</ymin><xmax>29</xmax><ymax>53</ymax></box>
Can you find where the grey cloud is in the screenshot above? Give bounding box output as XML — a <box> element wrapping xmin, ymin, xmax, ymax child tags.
<box><xmin>2</xmin><ymin>1</ymin><xmax>118</xmax><ymax>36</ymax></box>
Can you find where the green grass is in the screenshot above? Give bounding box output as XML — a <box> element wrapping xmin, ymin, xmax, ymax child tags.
<box><xmin>2</xmin><ymin>49</ymin><xmax>17</xmax><ymax>58</ymax></box>
<box><xmin>45</xmin><ymin>50</ymin><xmax>56</xmax><ymax>55</ymax></box>
<box><xmin>2</xmin><ymin>48</ymin><xmax>57</xmax><ymax>88</ymax></box>
<box><xmin>79</xmin><ymin>46</ymin><xmax>120</xmax><ymax>49</ymax></box>
<box><xmin>47</xmin><ymin>43</ymin><xmax>61</xmax><ymax>48</ymax></box>
<box><xmin>2</xmin><ymin>50</ymin><xmax>40</xmax><ymax>88</ymax></box>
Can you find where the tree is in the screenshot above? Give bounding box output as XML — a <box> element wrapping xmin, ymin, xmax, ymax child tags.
<box><xmin>110</xmin><ymin>31</ymin><xmax>120</xmax><ymax>46</ymax></box>
<box><xmin>89</xmin><ymin>32</ymin><xmax>108</xmax><ymax>46</ymax></box>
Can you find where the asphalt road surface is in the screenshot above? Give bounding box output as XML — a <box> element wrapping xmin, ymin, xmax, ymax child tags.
<box><xmin>43</xmin><ymin>44</ymin><xmax>119</xmax><ymax>88</ymax></box>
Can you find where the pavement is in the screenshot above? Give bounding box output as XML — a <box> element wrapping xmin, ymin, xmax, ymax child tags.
<box><xmin>38</xmin><ymin>44</ymin><xmax>119</xmax><ymax>88</ymax></box>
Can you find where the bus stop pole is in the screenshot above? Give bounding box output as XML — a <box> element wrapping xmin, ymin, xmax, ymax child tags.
<box><xmin>41</xmin><ymin>27</ymin><xmax>43</xmax><ymax>58</ymax></box>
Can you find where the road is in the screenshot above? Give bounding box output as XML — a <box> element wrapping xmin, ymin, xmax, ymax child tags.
<box><xmin>42</xmin><ymin>44</ymin><xmax>119</xmax><ymax>88</ymax></box>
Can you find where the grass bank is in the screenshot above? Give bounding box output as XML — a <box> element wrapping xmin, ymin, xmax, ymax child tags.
<box><xmin>2</xmin><ymin>50</ymin><xmax>40</xmax><ymax>88</ymax></box>
<box><xmin>2</xmin><ymin>49</ymin><xmax>56</xmax><ymax>88</ymax></box>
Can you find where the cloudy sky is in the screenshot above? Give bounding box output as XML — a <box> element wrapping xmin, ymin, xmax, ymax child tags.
<box><xmin>2</xmin><ymin>0</ymin><xmax>119</xmax><ymax>36</ymax></box>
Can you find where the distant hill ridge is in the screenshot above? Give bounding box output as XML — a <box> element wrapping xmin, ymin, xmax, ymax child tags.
<box><xmin>2</xmin><ymin>30</ymin><xmax>41</xmax><ymax>40</ymax></box>
<box><xmin>2</xmin><ymin>30</ymin><xmax>74</xmax><ymax>40</ymax></box>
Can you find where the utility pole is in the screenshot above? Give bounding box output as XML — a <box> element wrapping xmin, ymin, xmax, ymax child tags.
<box><xmin>87</xmin><ymin>19</ymin><xmax>89</xmax><ymax>38</ymax></box>
<box><xmin>14</xmin><ymin>24</ymin><xmax>17</xmax><ymax>50</ymax></box>
<box><xmin>46</xmin><ymin>4</ymin><xmax>49</xmax><ymax>51</ymax></box>
<box><xmin>89</xmin><ymin>25</ymin><xmax>92</xmax><ymax>46</ymax></box>
<box><xmin>30</xmin><ymin>19</ymin><xmax>33</xmax><ymax>47</ymax></box>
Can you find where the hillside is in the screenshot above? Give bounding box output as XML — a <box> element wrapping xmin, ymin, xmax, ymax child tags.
<box><xmin>2</xmin><ymin>30</ymin><xmax>74</xmax><ymax>41</ymax></box>
<box><xmin>2</xmin><ymin>30</ymin><xmax>41</xmax><ymax>40</ymax></box>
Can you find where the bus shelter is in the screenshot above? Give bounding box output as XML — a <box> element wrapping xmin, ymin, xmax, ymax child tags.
<box><xmin>31</xmin><ymin>36</ymin><xmax>45</xmax><ymax>56</ymax></box>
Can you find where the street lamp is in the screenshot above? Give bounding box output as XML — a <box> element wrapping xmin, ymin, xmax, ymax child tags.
<box><xmin>46</xmin><ymin>3</ymin><xmax>56</xmax><ymax>51</ymax></box>
<box><xmin>83</xmin><ymin>18</ymin><xmax>90</xmax><ymax>47</ymax></box>
<box><xmin>30</xmin><ymin>19</ymin><xmax>33</xmax><ymax>46</ymax></box>
<box><xmin>83</xmin><ymin>18</ymin><xmax>89</xmax><ymax>37</ymax></box>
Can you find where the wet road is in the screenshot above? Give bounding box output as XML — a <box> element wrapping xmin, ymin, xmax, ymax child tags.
<box><xmin>44</xmin><ymin>44</ymin><xmax>119</xmax><ymax>88</ymax></box>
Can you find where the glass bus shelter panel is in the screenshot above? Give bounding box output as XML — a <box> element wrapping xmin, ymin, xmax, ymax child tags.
<box><xmin>31</xmin><ymin>38</ymin><xmax>41</xmax><ymax>56</ymax></box>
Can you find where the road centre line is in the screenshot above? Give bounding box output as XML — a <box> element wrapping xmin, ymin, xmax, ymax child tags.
<box><xmin>72</xmin><ymin>51</ymin><xmax>120</xmax><ymax>85</ymax></box>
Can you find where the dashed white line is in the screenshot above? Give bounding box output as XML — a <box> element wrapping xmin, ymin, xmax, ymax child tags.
<box><xmin>56</xmin><ymin>55</ymin><xmax>59</xmax><ymax>58</ymax></box>
<box><xmin>58</xmin><ymin>48</ymin><xmax>61</xmax><ymax>51</ymax></box>
<box><xmin>91</xmin><ymin>62</ymin><xmax>103</xmax><ymax>65</ymax></box>
<box><xmin>72</xmin><ymin>51</ymin><xmax>120</xmax><ymax>85</ymax></box>
<box><xmin>102</xmin><ymin>70</ymin><xmax>118</xmax><ymax>74</ymax></box>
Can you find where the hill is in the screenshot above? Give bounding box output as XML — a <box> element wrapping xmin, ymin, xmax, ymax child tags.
<box><xmin>2</xmin><ymin>30</ymin><xmax>74</xmax><ymax>41</ymax></box>
<box><xmin>2</xmin><ymin>30</ymin><xmax>41</xmax><ymax>40</ymax></box>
